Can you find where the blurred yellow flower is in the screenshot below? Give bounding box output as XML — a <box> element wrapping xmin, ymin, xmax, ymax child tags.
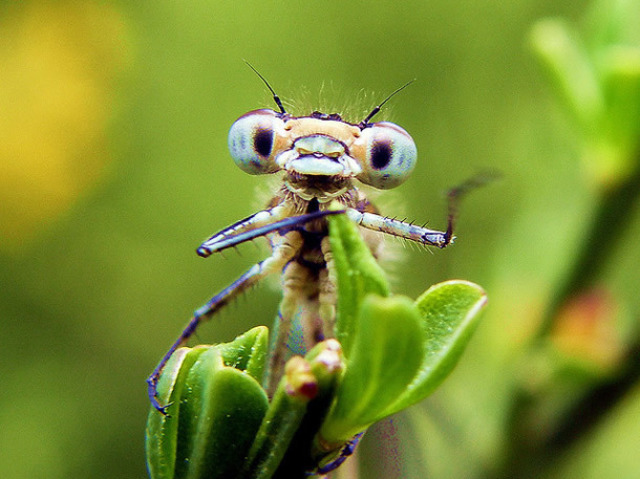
<box><xmin>0</xmin><ymin>1</ymin><xmax>131</xmax><ymax>252</ymax></box>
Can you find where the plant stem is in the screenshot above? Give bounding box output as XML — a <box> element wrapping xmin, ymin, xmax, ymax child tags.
<box><xmin>540</xmin><ymin>153</ymin><xmax>640</xmax><ymax>337</ymax></box>
<box><xmin>497</xmin><ymin>149</ymin><xmax>640</xmax><ymax>479</ymax></box>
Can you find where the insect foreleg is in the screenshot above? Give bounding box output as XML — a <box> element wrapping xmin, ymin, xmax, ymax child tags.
<box><xmin>197</xmin><ymin>206</ymin><xmax>289</xmax><ymax>257</ymax></box>
<box><xmin>148</xmin><ymin>231</ymin><xmax>303</xmax><ymax>414</ymax></box>
<box><xmin>345</xmin><ymin>208</ymin><xmax>454</xmax><ymax>248</ymax></box>
<box><xmin>346</xmin><ymin>173</ymin><xmax>495</xmax><ymax>249</ymax></box>
<box><xmin>197</xmin><ymin>208</ymin><xmax>344</xmax><ymax>257</ymax></box>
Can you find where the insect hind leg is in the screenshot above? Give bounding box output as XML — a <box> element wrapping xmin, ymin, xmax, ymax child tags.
<box><xmin>147</xmin><ymin>265</ymin><xmax>264</xmax><ymax>414</ymax></box>
<box><xmin>148</xmin><ymin>232</ymin><xmax>303</xmax><ymax>414</ymax></box>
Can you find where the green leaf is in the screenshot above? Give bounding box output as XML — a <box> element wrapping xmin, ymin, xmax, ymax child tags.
<box><xmin>529</xmin><ymin>18</ymin><xmax>604</xmax><ymax>133</ymax></box>
<box><xmin>146</xmin><ymin>347</ymin><xmax>207</xmax><ymax>479</ymax></box>
<box><xmin>383</xmin><ymin>280</ymin><xmax>487</xmax><ymax>415</ymax></box>
<box><xmin>145</xmin><ymin>329</ymin><xmax>270</xmax><ymax>479</ymax></box>
<box><xmin>174</xmin><ymin>347</ymin><xmax>269</xmax><ymax>479</ymax></box>
<box><xmin>327</xmin><ymin>208</ymin><xmax>390</xmax><ymax>356</ymax></box>
<box><xmin>319</xmin><ymin>294</ymin><xmax>424</xmax><ymax>444</ymax></box>
<box><xmin>147</xmin><ymin>214</ymin><xmax>487</xmax><ymax>478</ymax></box>
<box><xmin>583</xmin><ymin>0</ymin><xmax>640</xmax><ymax>49</ymax></box>
<box><xmin>600</xmin><ymin>47</ymin><xmax>640</xmax><ymax>158</ymax></box>
<box><xmin>217</xmin><ymin>325</ymin><xmax>269</xmax><ymax>381</ymax></box>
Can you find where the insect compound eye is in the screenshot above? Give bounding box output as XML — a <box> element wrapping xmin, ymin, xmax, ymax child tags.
<box><xmin>228</xmin><ymin>109</ymin><xmax>284</xmax><ymax>175</ymax></box>
<box><xmin>354</xmin><ymin>122</ymin><xmax>417</xmax><ymax>189</ymax></box>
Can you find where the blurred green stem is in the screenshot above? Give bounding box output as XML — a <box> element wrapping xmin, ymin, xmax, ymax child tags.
<box><xmin>499</xmin><ymin>148</ymin><xmax>640</xmax><ymax>479</ymax></box>
<box><xmin>501</xmin><ymin>346</ymin><xmax>640</xmax><ymax>479</ymax></box>
<box><xmin>540</xmin><ymin>150</ymin><xmax>640</xmax><ymax>337</ymax></box>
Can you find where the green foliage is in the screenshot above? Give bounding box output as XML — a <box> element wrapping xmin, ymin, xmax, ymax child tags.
<box><xmin>145</xmin><ymin>212</ymin><xmax>486</xmax><ymax>478</ymax></box>
<box><xmin>388</xmin><ymin>280</ymin><xmax>488</xmax><ymax>414</ymax></box>
<box><xmin>320</xmin><ymin>294</ymin><xmax>426</xmax><ymax>443</ymax></box>
<box><xmin>530</xmin><ymin>0</ymin><xmax>640</xmax><ymax>187</ymax></box>
<box><xmin>146</xmin><ymin>330</ymin><xmax>269</xmax><ymax>479</ymax></box>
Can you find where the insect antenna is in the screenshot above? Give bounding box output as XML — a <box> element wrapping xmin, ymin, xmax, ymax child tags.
<box><xmin>359</xmin><ymin>79</ymin><xmax>415</xmax><ymax>128</ymax></box>
<box><xmin>244</xmin><ymin>60</ymin><xmax>287</xmax><ymax>114</ymax></box>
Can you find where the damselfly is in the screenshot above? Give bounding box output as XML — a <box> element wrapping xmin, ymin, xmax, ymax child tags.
<box><xmin>147</xmin><ymin>71</ymin><xmax>460</xmax><ymax>414</ymax></box>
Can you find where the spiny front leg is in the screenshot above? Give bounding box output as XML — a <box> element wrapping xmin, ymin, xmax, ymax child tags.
<box><xmin>346</xmin><ymin>208</ymin><xmax>453</xmax><ymax>248</ymax></box>
<box><xmin>344</xmin><ymin>174</ymin><xmax>491</xmax><ymax>248</ymax></box>
<box><xmin>196</xmin><ymin>206</ymin><xmax>289</xmax><ymax>257</ymax></box>
<box><xmin>197</xmin><ymin>207</ymin><xmax>344</xmax><ymax>257</ymax></box>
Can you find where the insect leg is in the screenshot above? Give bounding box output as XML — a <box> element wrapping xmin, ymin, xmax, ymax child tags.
<box><xmin>345</xmin><ymin>208</ymin><xmax>453</xmax><ymax>248</ymax></box>
<box><xmin>318</xmin><ymin>236</ymin><xmax>337</xmax><ymax>340</ymax></box>
<box><xmin>266</xmin><ymin>238</ymin><xmax>337</xmax><ymax>395</ymax></box>
<box><xmin>345</xmin><ymin>173</ymin><xmax>494</xmax><ymax>248</ymax></box>
<box><xmin>314</xmin><ymin>432</ymin><xmax>364</xmax><ymax>475</ymax></box>
<box><xmin>196</xmin><ymin>206</ymin><xmax>289</xmax><ymax>257</ymax></box>
<box><xmin>197</xmin><ymin>208</ymin><xmax>344</xmax><ymax>257</ymax></box>
<box><xmin>148</xmin><ymin>230</ymin><xmax>304</xmax><ymax>414</ymax></box>
<box><xmin>267</xmin><ymin>261</ymin><xmax>317</xmax><ymax>395</ymax></box>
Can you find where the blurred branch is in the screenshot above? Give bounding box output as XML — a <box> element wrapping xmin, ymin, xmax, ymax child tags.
<box><xmin>495</xmin><ymin>2</ymin><xmax>640</xmax><ymax>478</ymax></box>
<box><xmin>541</xmin><ymin>152</ymin><xmax>640</xmax><ymax>337</ymax></box>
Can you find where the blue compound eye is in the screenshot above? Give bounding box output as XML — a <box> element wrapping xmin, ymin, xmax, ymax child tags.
<box><xmin>355</xmin><ymin>122</ymin><xmax>417</xmax><ymax>189</ymax></box>
<box><xmin>228</xmin><ymin>109</ymin><xmax>284</xmax><ymax>175</ymax></box>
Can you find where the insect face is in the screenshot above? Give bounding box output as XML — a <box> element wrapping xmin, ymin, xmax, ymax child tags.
<box><xmin>228</xmin><ymin>109</ymin><xmax>417</xmax><ymax>201</ymax></box>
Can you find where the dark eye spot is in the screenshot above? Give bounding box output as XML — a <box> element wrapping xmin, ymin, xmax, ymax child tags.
<box><xmin>370</xmin><ymin>141</ymin><xmax>392</xmax><ymax>169</ymax></box>
<box><xmin>253</xmin><ymin>127</ymin><xmax>273</xmax><ymax>157</ymax></box>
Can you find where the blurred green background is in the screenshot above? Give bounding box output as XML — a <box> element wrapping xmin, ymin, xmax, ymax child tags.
<box><xmin>2</xmin><ymin>1</ymin><xmax>639</xmax><ymax>478</ymax></box>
